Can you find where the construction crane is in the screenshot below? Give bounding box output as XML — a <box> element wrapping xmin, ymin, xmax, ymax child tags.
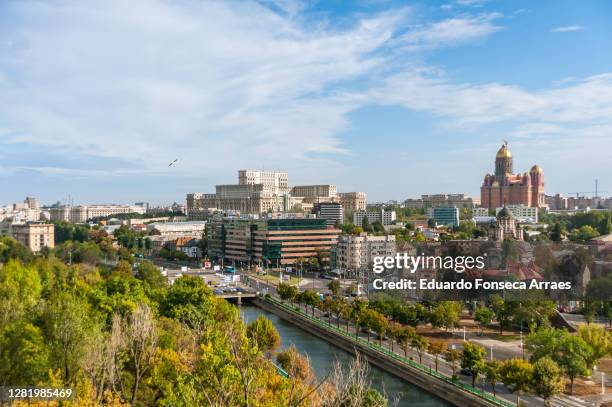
<box><xmin>567</xmin><ymin>179</ymin><xmax>606</xmax><ymax>199</ymax></box>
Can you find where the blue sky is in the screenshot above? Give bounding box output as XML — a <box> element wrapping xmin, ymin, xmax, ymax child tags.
<box><xmin>1</xmin><ymin>0</ymin><xmax>611</xmax><ymax>205</ymax></box>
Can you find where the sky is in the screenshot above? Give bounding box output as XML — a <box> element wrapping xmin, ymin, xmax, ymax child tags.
<box><xmin>1</xmin><ymin>0</ymin><xmax>611</xmax><ymax>206</ymax></box>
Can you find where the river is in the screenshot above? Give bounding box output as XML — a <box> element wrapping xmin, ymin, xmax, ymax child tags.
<box><xmin>241</xmin><ymin>305</ymin><xmax>451</xmax><ymax>407</ymax></box>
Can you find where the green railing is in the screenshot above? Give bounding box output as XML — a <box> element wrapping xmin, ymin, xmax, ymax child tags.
<box><xmin>263</xmin><ymin>296</ymin><xmax>514</xmax><ymax>407</ymax></box>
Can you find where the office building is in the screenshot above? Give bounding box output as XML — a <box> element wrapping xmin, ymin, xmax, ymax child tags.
<box><xmin>147</xmin><ymin>221</ymin><xmax>206</xmax><ymax>237</ymax></box>
<box><xmin>428</xmin><ymin>207</ymin><xmax>460</xmax><ymax>227</ymax></box>
<box><xmin>208</xmin><ymin>218</ymin><xmax>339</xmax><ymax>266</ymax></box>
<box><xmin>312</xmin><ymin>202</ymin><xmax>344</xmax><ymax>226</ymax></box>
<box><xmin>404</xmin><ymin>194</ymin><xmax>474</xmax><ymax>209</ymax></box>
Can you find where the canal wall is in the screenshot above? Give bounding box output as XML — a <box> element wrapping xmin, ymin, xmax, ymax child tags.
<box><xmin>253</xmin><ymin>298</ymin><xmax>506</xmax><ymax>407</ymax></box>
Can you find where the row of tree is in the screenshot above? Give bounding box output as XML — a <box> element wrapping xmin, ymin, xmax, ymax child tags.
<box><xmin>0</xmin><ymin>236</ymin><xmax>387</xmax><ymax>406</ymax></box>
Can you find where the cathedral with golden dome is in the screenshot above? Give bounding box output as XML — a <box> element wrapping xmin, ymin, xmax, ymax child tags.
<box><xmin>480</xmin><ymin>142</ymin><xmax>545</xmax><ymax>209</ymax></box>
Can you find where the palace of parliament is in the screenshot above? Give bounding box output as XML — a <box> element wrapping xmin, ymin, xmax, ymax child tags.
<box><xmin>480</xmin><ymin>142</ymin><xmax>545</xmax><ymax>209</ymax></box>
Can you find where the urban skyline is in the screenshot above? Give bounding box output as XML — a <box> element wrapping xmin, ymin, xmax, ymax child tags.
<box><xmin>1</xmin><ymin>0</ymin><xmax>611</xmax><ymax>205</ymax></box>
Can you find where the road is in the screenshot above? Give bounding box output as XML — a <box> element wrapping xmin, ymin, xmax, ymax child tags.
<box><xmin>243</xmin><ymin>271</ymin><xmax>603</xmax><ymax>407</ymax></box>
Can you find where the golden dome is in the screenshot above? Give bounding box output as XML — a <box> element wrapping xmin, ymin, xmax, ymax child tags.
<box><xmin>530</xmin><ymin>164</ymin><xmax>543</xmax><ymax>173</ymax></box>
<box><xmin>496</xmin><ymin>143</ymin><xmax>512</xmax><ymax>158</ymax></box>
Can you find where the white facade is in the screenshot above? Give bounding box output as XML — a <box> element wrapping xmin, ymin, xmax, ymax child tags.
<box><xmin>50</xmin><ymin>204</ymin><xmax>146</xmax><ymax>223</ymax></box>
<box><xmin>472</xmin><ymin>207</ymin><xmax>490</xmax><ymax>217</ymax></box>
<box><xmin>353</xmin><ymin>209</ymin><xmax>396</xmax><ymax>226</ymax></box>
<box><xmin>238</xmin><ymin>170</ymin><xmax>289</xmax><ymax>195</ymax></box>
<box><xmin>335</xmin><ymin>233</ymin><xmax>396</xmax><ymax>271</ymax></box>
<box><xmin>495</xmin><ymin>205</ymin><xmax>538</xmax><ymax>223</ymax></box>
<box><xmin>147</xmin><ymin>221</ymin><xmax>206</xmax><ymax>237</ymax></box>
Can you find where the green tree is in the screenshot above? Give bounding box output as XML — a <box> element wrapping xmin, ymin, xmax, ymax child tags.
<box><xmin>411</xmin><ymin>334</ymin><xmax>428</xmax><ymax>365</ymax></box>
<box><xmin>0</xmin><ymin>322</ymin><xmax>50</xmax><ymax>385</ymax></box>
<box><xmin>0</xmin><ymin>260</ymin><xmax>42</xmax><ymax>327</ymax></box>
<box><xmin>577</xmin><ymin>325</ymin><xmax>612</xmax><ymax>370</ymax></box>
<box><xmin>362</xmin><ymin>216</ymin><xmax>372</xmax><ymax>233</ymax></box>
<box><xmin>484</xmin><ymin>359</ymin><xmax>502</xmax><ymax>397</ymax></box>
<box><xmin>429</xmin><ymin>301</ymin><xmax>461</xmax><ymax>333</ymax></box>
<box><xmin>369</xmin><ymin>311</ymin><xmax>388</xmax><ymax>346</ymax></box>
<box><xmin>532</xmin><ymin>357</ymin><xmax>565</xmax><ymax>406</ymax></box>
<box><xmin>445</xmin><ymin>348</ymin><xmax>461</xmax><ymax>378</ymax></box>
<box><xmin>461</xmin><ymin>342</ymin><xmax>486</xmax><ymax>387</ymax></box>
<box><xmin>328</xmin><ymin>279</ymin><xmax>341</xmax><ymax>296</ymax></box>
<box><xmin>557</xmin><ymin>334</ymin><xmax>592</xmax><ymax>394</ymax></box>
<box><xmin>247</xmin><ymin>315</ymin><xmax>281</xmax><ymax>355</ymax></box>
<box><xmin>474</xmin><ymin>307</ymin><xmax>494</xmax><ymax>335</ymax></box>
<box><xmin>500</xmin><ymin>358</ymin><xmax>534</xmax><ymax>401</ymax></box>
<box><xmin>550</xmin><ymin>222</ymin><xmax>564</xmax><ymax>242</ymax></box>
<box><xmin>428</xmin><ymin>341</ymin><xmax>447</xmax><ymax>372</ymax></box>
<box><xmin>396</xmin><ymin>326</ymin><xmax>415</xmax><ymax>358</ymax></box>
<box><xmin>277</xmin><ymin>282</ymin><xmax>298</xmax><ymax>304</ymax></box>
<box><xmin>135</xmin><ymin>260</ymin><xmax>167</xmax><ymax>289</ymax></box>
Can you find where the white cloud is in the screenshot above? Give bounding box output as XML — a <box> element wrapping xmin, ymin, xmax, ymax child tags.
<box><xmin>550</xmin><ymin>25</ymin><xmax>583</xmax><ymax>33</ymax></box>
<box><xmin>0</xmin><ymin>0</ymin><xmax>401</xmax><ymax>177</ymax></box>
<box><xmin>398</xmin><ymin>13</ymin><xmax>503</xmax><ymax>51</ymax></box>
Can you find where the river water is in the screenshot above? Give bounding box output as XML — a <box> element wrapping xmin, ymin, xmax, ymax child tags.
<box><xmin>241</xmin><ymin>305</ymin><xmax>451</xmax><ymax>407</ymax></box>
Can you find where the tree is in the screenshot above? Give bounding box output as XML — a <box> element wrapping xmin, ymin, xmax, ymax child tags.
<box><xmin>474</xmin><ymin>307</ymin><xmax>494</xmax><ymax>335</ymax></box>
<box><xmin>0</xmin><ymin>322</ymin><xmax>50</xmax><ymax>385</ymax></box>
<box><xmin>461</xmin><ymin>342</ymin><xmax>486</xmax><ymax>387</ymax></box>
<box><xmin>247</xmin><ymin>315</ymin><xmax>280</xmax><ymax>355</ymax></box>
<box><xmin>411</xmin><ymin>334</ymin><xmax>428</xmax><ymax>365</ymax></box>
<box><xmin>278</xmin><ymin>282</ymin><xmax>298</xmax><ymax>304</ymax></box>
<box><xmin>500</xmin><ymin>358</ymin><xmax>534</xmax><ymax>400</ymax></box>
<box><xmin>428</xmin><ymin>341</ymin><xmax>447</xmax><ymax>372</ymax></box>
<box><xmin>276</xmin><ymin>345</ymin><xmax>314</xmax><ymax>382</ymax></box>
<box><xmin>557</xmin><ymin>334</ymin><xmax>592</xmax><ymax>394</ymax></box>
<box><xmin>484</xmin><ymin>359</ymin><xmax>502</xmax><ymax>397</ymax></box>
<box><xmin>532</xmin><ymin>357</ymin><xmax>565</xmax><ymax>406</ymax></box>
<box><xmin>134</xmin><ymin>261</ymin><xmax>166</xmax><ymax>289</ymax></box>
<box><xmin>328</xmin><ymin>280</ymin><xmax>341</xmax><ymax>296</ymax></box>
<box><xmin>550</xmin><ymin>222</ymin><xmax>564</xmax><ymax>242</ymax></box>
<box><xmin>396</xmin><ymin>326</ymin><xmax>415</xmax><ymax>358</ymax></box>
<box><xmin>445</xmin><ymin>349</ymin><xmax>461</xmax><ymax>378</ymax></box>
<box><xmin>300</xmin><ymin>290</ymin><xmax>321</xmax><ymax>316</ymax></box>
<box><xmin>577</xmin><ymin>325</ymin><xmax>612</xmax><ymax>370</ymax></box>
<box><xmin>429</xmin><ymin>301</ymin><xmax>461</xmax><ymax>333</ymax></box>
<box><xmin>490</xmin><ymin>294</ymin><xmax>513</xmax><ymax>335</ymax></box>
<box><xmin>345</xmin><ymin>284</ymin><xmax>356</xmax><ymax>297</ymax></box>
<box><xmin>361</xmin><ymin>216</ymin><xmax>372</xmax><ymax>233</ymax></box>
<box><xmin>123</xmin><ymin>303</ymin><xmax>158</xmax><ymax>405</ymax></box>
<box><xmin>369</xmin><ymin>311</ymin><xmax>388</xmax><ymax>346</ymax></box>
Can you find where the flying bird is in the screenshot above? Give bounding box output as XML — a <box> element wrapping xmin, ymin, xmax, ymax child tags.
<box><xmin>168</xmin><ymin>159</ymin><xmax>178</xmax><ymax>167</ymax></box>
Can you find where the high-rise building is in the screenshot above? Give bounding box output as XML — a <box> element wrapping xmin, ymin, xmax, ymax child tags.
<box><xmin>480</xmin><ymin>143</ymin><xmax>545</xmax><ymax>209</ymax></box>
<box><xmin>312</xmin><ymin>202</ymin><xmax>343</xmax><ymax>226</ymax></box>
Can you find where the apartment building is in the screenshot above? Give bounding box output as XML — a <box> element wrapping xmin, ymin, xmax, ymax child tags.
<box><xmin>353</xmin><ymin>209</ymin><xmax>396</xmax><ymax>226</ymax></box>
<box><xmin>147</xmin><ymin>221</ymin><xmax>206</xmax><ymax>237</ymax></box>
<box><xmin>10</xmin><ymin>222</ymin><xmax>55</xmax><ymax>252</ymax></box>
<box><xmin>334</xmin><ymin>233</ymin><xmax>396</xmax><ymax>272</ymax></box>
<box><xmin>404</xmin><ymin>194</ymin><xmax>474</xmax><ymax>209</ymax></box>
